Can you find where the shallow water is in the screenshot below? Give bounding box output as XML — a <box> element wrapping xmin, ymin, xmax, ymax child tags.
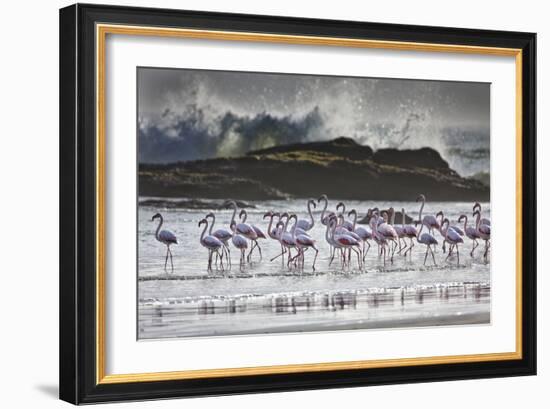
<box><xmin>138</xmin><ymin>199</ymin><xmax>490</xmax><ymax>339</ymax></box>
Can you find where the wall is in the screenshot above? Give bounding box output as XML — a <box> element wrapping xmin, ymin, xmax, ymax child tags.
<box><xmin>0</xmin><ymin>0</ymin><xmax>545</xmax><ymax>407</ymax></box>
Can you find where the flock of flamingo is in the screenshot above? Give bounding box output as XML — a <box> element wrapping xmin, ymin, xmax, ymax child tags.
<box><xmin>151</xmin><ymin>195</ymin><xmax>491</xmax><ymax>273</ymax></box>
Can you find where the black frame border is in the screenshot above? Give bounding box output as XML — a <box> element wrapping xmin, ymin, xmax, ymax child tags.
<box><xmin>59</xmin><ymin>3</ymin><xmax>536</xmax><ymax>404</ymax></box>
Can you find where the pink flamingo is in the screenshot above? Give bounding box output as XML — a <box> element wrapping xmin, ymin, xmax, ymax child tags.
<box><xmin>265</xmin><ymin>211</ymin><xmax>289</xmax><ymax>265</ymax></box>
<box><xmin>239</xmin><ymin>209</ymin><xmax>265</xmax><ymax>261</ymax></box>
<box><xmin>279</xmin><ymin>215</ymin><xmax>299</xmax><ymax>268</ymax></box>
<box><xmin>436</xmin><ymin>211</ymin><xmax>464</xmax><ymax>253</ymax></box>
<box><xmin>458</xmin><ymin>214</ymin><xmax>480</xmax><ymax>257</ymax></box>
<box><xmin>441</xmin><ymin>218</ymin><xmax>464</xmax><ymax>266</ymax></box>
<box><xmin>473</xmin><ymin>202</ymin><xmax>491</xmax><ymax>226</ymax></box>
<box><xmin>151</xmin><ymin>213</ymin><xmax>178</xmax><ymax>273</ymax></box>
<box><xmin>198</xmin><ymin>218</ymin><xmax>224</xmax><ymax>271</ymax></box>
<box><xmin>389</xmin><ymin>207</ymin><xmax>406</xmax><ymax>253</ymax></box>
<box><xmin>331</xmin><ymin>216</ymin><xmax>362</xmax><ymax>268</ymax></box>
<box><xmin>369</xmin><ymin>214</ymin><xmax>389</xmax><ymax>266</ymax></box>
<box><xmin>289</xmin><ymin>214</ymin><xmax>319</xmax><ymax>270</ymax></box>
<box><xmin>416</xmin><ymin>194</ymin><xmax>440</xmax><ymax>235</ymax></box>
<box><xmin>402</xmin><ymin>208</ymin><xmax>419</xmax><ymax>258</ymax></box>
<box><xmin>474</xmin><ymin>210</ymin><xmax>491</xmax><ymax>261</ymax></box>
<box><xmin>229</xmin><ymin>222</ymin><xmax>248</xmax><ymax>269</ymax></box>
<box><xmin>205</xmin><ymin>212</ymin><xmax>232</xmax><ymax>268</ymax></box>
<box><xmin>348</xmin><ymin>209</ymin><xmax>372</xmax><ymax>260</ymax></box>
<box><xmin>336</xmin><ymin>202</ymin><xmax>354</xmax><ymax>231</ymax></box>
<box><xmin>296</xmin><ymin>199</ymin><xmax>316</xmax><ymax>231</ymax></box>
<box><xmin>378</xmin><ymin>210</ymin><xmax>399</xmax><ymax>263</ymax></box>
<box><xmin>415</xmin><ymin>220</ymin><xmax>438</xmax><ymax>266</ymax></box>
<box><xmin>223</xmin><ymin>201</ymin><xmax>257</xmax><ymax>262</ymax></box>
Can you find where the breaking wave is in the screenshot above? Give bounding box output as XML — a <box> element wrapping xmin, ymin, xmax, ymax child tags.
<box><xmin>138</xmin><ymin>70</ymin><xmax>490</xmax><ymax>176</ymax></box>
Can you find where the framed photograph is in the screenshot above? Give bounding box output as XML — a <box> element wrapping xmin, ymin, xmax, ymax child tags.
<box><xmin>59</xmin><ymin>3</ymin><xmax>536</xmax><ymax>404</ymax></box>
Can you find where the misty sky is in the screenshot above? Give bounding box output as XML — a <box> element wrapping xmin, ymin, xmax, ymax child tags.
<box><xmin>138</xmin><ymin>67</ymin><xmax>490</xmax><ymax>175</ymax></box>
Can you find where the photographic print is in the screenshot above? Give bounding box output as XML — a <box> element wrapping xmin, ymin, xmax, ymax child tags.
<box><xmin>137</xmin><ymin>67</ymin><xmax>491</xmax><ymax>339</ymax></box>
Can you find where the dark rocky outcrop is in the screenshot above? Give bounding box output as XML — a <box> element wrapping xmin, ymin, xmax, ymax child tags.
<box><xmin>139</xmin><ymin>137</ymin><xmax>489</xmax><ymax>201</ymax></box>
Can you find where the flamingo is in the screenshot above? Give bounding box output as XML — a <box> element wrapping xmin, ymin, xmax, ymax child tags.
<box><xmin>331</xmin><ymin>216</ymin><xmax>362</xmax><ymax>268</ymax></box>
<box><xmin>265</xmin><ymin>211</ymin><xmax>286</xmax><ymax>265</ymax></box>
<box><xmin>205</xmin><ymin>212</ymin><xmax>232</xmax><ymax>268</ymax></box>
<box><xmin>279</xmin><ymin>215</ymin><xmax>298</xmax><ymax>268</ymax></box>
<box><xmin>473</xmin><ymin>202</ymin><xmax>491</xmax><ymax>226</ymax></box>
<box><xmin>436</xmin><ymin>211</ymin><xmax>464</xmax><ymax>253</ymax></box>
<box><xmin>289</xmin><ymin>214</ymin><xmax>319</xmax><ymax>270</ymax></box>
<box><xmin>474</xmin><ymin>210</ymin><xmax>491</xmax><ymax>261</ymax></box>
<box><xmin>336</xmin><ymin>202</ymin><xmax>354</xmax><ymax>231</ymax></box>
<box><xmin>389</xmin><ymin>207</ymin><xmax>406</xmax><ymax>253</ymax></box>
<box><xmin>416</xmin><ymin>194</ymin><xmax>440</xmax><ymax>235</ymax></box>
<box><xmin>151</xmin><ymin>213</ymin><xmax>178</xmax><ymax>273</ymax></box>
<box><xmin>239</xmin><ymin>209</ymin><xmax>266</xmax><ymax>261</ymax></box>
<box><xmin>323</xmin><ymin>214</ymin><xmax>338</xmax><ymax>265</ymax></box>
<box><xmin>230</xmin><ymin>222</ymin><xmax>248</xmax><ymax>269</ymax></box>
<box><xmin>224</xmin><ymin>200</ymin><xmax>257</xmax><ymax>262</ymax></box>
<box><xmin>415</xmin><ymin>220</ymin><xmax>438</xmax><ymax>266</ymax></box>
<box><xmin>402</xmin><ymin>208</ymin><xmax>418</xmax><ymax>258</ymax></box>
<box><xmin>442</xmin><ymin>218</ymin><xmax>464</xmax><ymax>266</ymax></box>
<box><xmin>348</xmin><ymin>209</ymin><xmax>372</xmax><ymax>260</ymax></box>
<box><xmin>296</xmin><ymin>199</ymin><xmax>316</xmax><ymax>231</ymax></box>
<box><xmin>369</xmin><ymin>214</ymin><xmax>389</xmax><ymax>266</ymax></box>
<box><xmin>458</xmin><ymin>214</ymin><xmax>480</xmax><ymax>257</ymax></box>
<box><xmin>198</xmin><ymin>218</ymin><xmax>224</xmax><ymax>271</ymax></box>
<box><xmin>334</xmin><ymin>212</ymin><xmax>363</xmax><ymax>263</ymax></box>
<box><xmin>378</xmin><ymin>210</ymin><xmax>399</xmax><ymax>263</ymax></box>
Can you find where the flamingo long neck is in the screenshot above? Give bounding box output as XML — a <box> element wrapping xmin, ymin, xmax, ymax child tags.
<box><xmin>418</xmin><ymin>199</ymin><xmax>425</xmax><ymax>222</ymax></box>
<box><xmin>229</xmin><ymin>203</ymin><xmax>237</xmax><ymax>226</ymax></box>
<box><xmin>266</xmin><ymin>214</ymin><xmax>274</xmax><ymax>236</ymax></box>
<box><xmin>462</xmin><ymin>216</ymin><xmax>468</xmax><ymax>231</ymax></box>
<box><xmin>240</xmin><ymin>210</ymin><xmax>248</xmax><ymax>223</ymax></box>
<box><xmin>307</xmin><ymin>201</ymin><xmax>314</xmax><ymax>227</ymax></box>
<box><xmin>351</xmin><ymin>210</ymin><xmax>357</xmax><ymax>230</ymax></box>
<box><xmin>437</xmin><ymin>212</ymin><xmax>444</xmax><ymax>226</ymax></box>
<box><xmin>290</xmin><ymin>216</ymin><xmax>298</xmax><ymax>239</ymax></box>
<box><xmin>401</xmin><ymin>208</ymin><xmax>406</xmax><ymax>228</ymax></box>
<box><xmin>475</xmin><ymin>212</ymin><xmax>481</xmax><ymax>230</ymax></box>
<box><xmin>155</xmin><ymin>216</ymin><xmax>163</xmax><ymax>241</ymax></box>
<box><xmin>200</xmin><ymin>222</ymin><xmax>208</xmax><ymax>243</ymax></box>
<box><xmin>207</xmin><ymin>215</ymin><xmax>215</xmax><ymax>235</ymax></box>
<box><xmin>283</xmin><ymin>216</ymin><xmax>291</xmax><ymax>233</ymax></box>
<box><xmin>320</xmin><ymin>198</ymin><xmax>328</xmax><ymax>222</ymax></box>
<box><xmin>338</xmin><ymin>203</ymin><xmax>346</xmax><ymax>216</ymax></box>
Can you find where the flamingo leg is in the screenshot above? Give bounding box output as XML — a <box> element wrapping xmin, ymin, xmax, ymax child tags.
<box><xmin>456</xmin><ymin>246</ymin><xmax>460</xmax><ymax>266</ymax></box>
<box><xmin>430</xmin><ymin>245</ymin><xmax>437</xmax><ymax>266</ymax></box>
<box><xmin>255</xmin><ymin>241</ymin><xmax>262</xmax><ymax>260</ymax></box>
<box><xmin>312</xmin><ymin>247</ymin><xmax>318</xmax><ymax>271</ymax></box>
<box><xmin>270</xmin><ymin>246</ymin><xmax>286</xmax><ymax>262</ymax></box>
<box><xmin>168</xmin><ymin>247</ymin><xmax>174</xmax><ymax>273</ymax></box>
<box><xmin>164</xmin><ymin>246</ymin><xmax>169</xmax><ymax>272</ymax></box>
<box><xmin>329</xmin><ymin>248</ymin><xmax>336</xmax><ymax>266</ymax></box>
<box><xmin>424</xmin><ymin>245</ymin><xmax>431</xmax><ymax>265</ymax></box>
<box><xmin>353</xmin><ymin>247</ymin><xmax>361</xmax><ymax>268</ymax></box>
<box><xmin>210</xmin><ymin>250</ymin><xmax>215</xmax><ymax>271</ymax></box>
<box><xmin>470</xmin><ymin>239</ymin><xmax>478</xmax><ymax>257</ymax></box>
<box><xmin>225</xmin><ymin>244</ymin><xmax>232</xmax><ymax>268</ymax></box>
<box><xmin>247</xmin><ymin>241</ymin><xmax>255</xmax><ymax>262</ymax></box>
